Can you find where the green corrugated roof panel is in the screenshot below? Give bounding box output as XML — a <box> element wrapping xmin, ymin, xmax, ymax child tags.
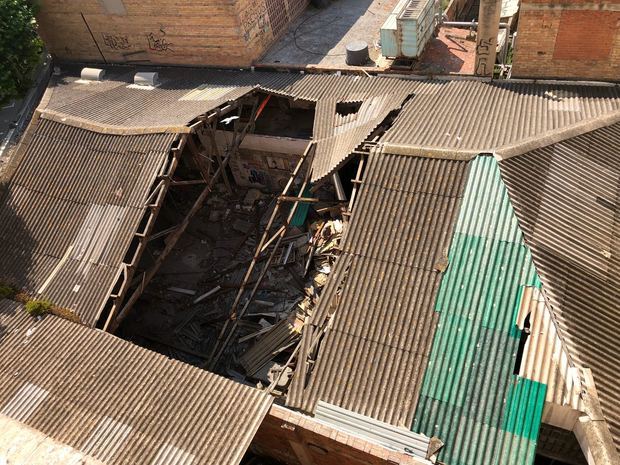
<box><xmin>290</xmin><ymin>185</ymin><xmax>312</xmax><ymax>227</ymax></box>
<box><xmin>412</xmin><ymin>156</ymin><xmax>546</xmax><ymax>465</ymax></box>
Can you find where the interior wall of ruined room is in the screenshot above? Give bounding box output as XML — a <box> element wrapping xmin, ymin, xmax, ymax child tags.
<box><xmin>220</xmin><ymin>98</ymin><xmax>314</xmax><ymax>192</ymax></box>
<box><xmin>35</xmin><ymin>0</ymin><xmax>309</xmax><ymax>66</ymax></box>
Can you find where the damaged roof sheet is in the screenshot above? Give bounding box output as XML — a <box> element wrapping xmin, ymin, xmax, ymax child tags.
<box><xmin>287</xmin><ymin>149</ymin><xmax>470</xmax><ymax>427</ymax></box>
<box><xmin>413</xmin><ymin>155</ymin><xmax>547</xmax><ymax>465</ymax></box>
<box><xmin>311</xmin><ymin>92</ymin><xmax>411</xmax><ymax>182</ymax></box>
<box><xmin>0</xmin><ymin>117</ymin><xmax>175</xmax><ymax>326</ymax></box>
<box><xmin>0</xmin><ymin>299</ymin><xmax>272</xmax><ymax>465</ymax></box>
<box><xmin>499</xmin><ymin>122</ymin><xmax>620</xmax><ymax>453</ymax></box>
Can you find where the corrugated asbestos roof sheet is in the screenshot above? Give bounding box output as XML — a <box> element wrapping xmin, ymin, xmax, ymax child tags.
<box><xmin>0</xmin><ymin>118</ymin><xmax>175</xmax><ymax>326</ymax></box>
<box><xmin>413</xmin><ymin>155</ymin><xmax>547</xmax><ymax>465</ymax></box>
<box><xmin>0</xmin><ymin>299</ymin><xmax>272</xmax><ymax>465</ymax></box>
<box><xmin>499</xmin><ymin>122</ymin><xmax>620</xmax><ymax>453</ymax></box>
<box><xmin>287</xmin><ymin>148</ymin><xmax>470</xmax><ymax>427</ymax></box>
<box><xmin>380</xmin><ymin>81</ymin><xmax>620</xmax><ymax>154</ymax></box>
<box><xmin>41</xmin><ymin>67</ymin><xmax>620</xmax><ymax>182</ymax></box>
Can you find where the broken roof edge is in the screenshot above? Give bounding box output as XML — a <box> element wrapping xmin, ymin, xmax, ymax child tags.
<box><xmin>495</xmin><ymin>109</ymin><xmax>620</xmax><ymax>161</ymax></box>
<box><xmin>578</xmin><ymin>369</ymin><xmax>620</xmax><ymax>465</ymax></box>
<box><xmin>39</xmin><ymin>110</ymin><xmax>191</xmax><ymax>135</ymax></box>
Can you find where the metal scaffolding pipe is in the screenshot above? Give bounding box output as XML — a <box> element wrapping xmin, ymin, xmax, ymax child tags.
<box><xmin>442</xmin><ymin>20</ymin><xmax>508</xmax><ymax>28</ymax></box>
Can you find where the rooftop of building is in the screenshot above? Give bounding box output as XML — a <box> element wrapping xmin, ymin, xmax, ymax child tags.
<box><xmin>0</xmin><ymin>64</ymin><xmax>619</xmax><ymax>465</ymax></box>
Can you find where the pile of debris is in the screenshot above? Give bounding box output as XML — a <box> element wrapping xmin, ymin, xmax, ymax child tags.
<box><xmin>122</xmin><ymin>181</ymin><xmax>346</xmax><ymax>396</ymax></box>
<box><xmin>237</xmin><ymin>217</ymin><xmax>343</xmax><ymax>393</ymax></box>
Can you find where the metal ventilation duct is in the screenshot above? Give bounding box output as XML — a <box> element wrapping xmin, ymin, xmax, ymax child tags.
<box><xmin>134</xmin><ymin>72</ymin><xmax>159</xmax><ymax>87</ymax></box>
<box><xmin>80</xmin><ymin>67</ymin><xmax>105</xmax><ymax>81</ymax></box>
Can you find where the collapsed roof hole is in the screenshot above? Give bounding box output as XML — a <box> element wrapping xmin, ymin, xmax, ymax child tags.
<box><xmin>249</xmin><ymin>95</ymin><xmax>314</xmax><ymax>139</ymax></box>
<box><xmin>113</xmin><ymin>95</ymin><xmax>348</xmax><ymax>395</ymax></box>
<box><xmin>513</xmin><ymin>313</ymin><xmax>531</xmax><ymax>375</ymax></box>
<box><xmin>336</xmin><ymin>101</ymin><xmax>362</xmax><ymax>117</ymax></box>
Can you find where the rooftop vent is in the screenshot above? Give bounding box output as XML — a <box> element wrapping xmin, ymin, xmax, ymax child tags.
<box><xmin>80</xmin><ymin>67</ymin><xmax>105</xmax><ymax>81</ymax></box>
<box><xmin>134</xmin><ymin>72</ymin><xmax>159</xmax><ymax>87</ymax></box>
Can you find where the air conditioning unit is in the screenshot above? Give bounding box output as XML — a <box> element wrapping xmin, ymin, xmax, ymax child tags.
<box><xmin>380</xmin><ymin>0</ymin><xmax>439</xmax><ymax>58</ymax></box>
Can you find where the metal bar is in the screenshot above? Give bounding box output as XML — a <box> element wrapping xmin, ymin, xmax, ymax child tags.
<box><xmin>441</xmin><ymin>20</ymin><xmax>509</xmax><ymax>28</ymax></box>
<box><xmin>210</xmin><ymin>125</ymin><xmax>233</xmax><ymax>194</ymax></box>
<box><xmin>171</xmin><ymin>179</ymin><xmax>208</xmax><ymax>186</ymax></box>
<box><xmin>332</xmin><ymin>172</ymin><xmax>347</xmax><ymax>202</ymax></box>
<box><xmin>206</xmin><ymin>143</ymin><xmax>315</xmax><ymax>369</ymax></box>
<box><xmin>146</xmin><ymin>225</ymin><xmax>179</xmax><ymax>242</ymax></box>
<box><xmin>347</xmin><ymin>154</ymin><xmax>365</xmax><ymax>213</ymax></box>
<box><xmin>278</xmin><ymin>195</ymin><xmax>319</xmax><ymax>203</ymax></box>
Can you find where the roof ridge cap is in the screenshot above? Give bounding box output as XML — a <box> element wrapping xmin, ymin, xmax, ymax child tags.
<box><xmin>495</xmin><ymin>110</ymin><xmax>620</xmax><ymax>161</ymax></box>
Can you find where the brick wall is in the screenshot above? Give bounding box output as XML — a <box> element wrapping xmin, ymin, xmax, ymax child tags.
<box><xmin>252</xmin><ymin>405</ymin><xmax>426</xmax><ymax>465</ymax></box>
<box><xmin>36</xmin><ymin>0</ymin><xmax>308</xmax><ymax>67</ymax></box>
<box><xmin>512</xmin><ymin>0</ymin><xmax>620</xmax><ymax>81</ymax></box>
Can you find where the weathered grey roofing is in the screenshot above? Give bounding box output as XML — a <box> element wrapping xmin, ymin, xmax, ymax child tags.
<box><xmin>499</xmin><ymin>122</ymin><xmax>620</xmax><ymax>452</ymax></box>
<box><xmin>41</xmin><ymin>67</ymin><xmax>620</xmax><ymax>180</ymax></box>
<box><xmin>0</xmin><ymin>299</ymin><xmax>272</xmax><ymax>465</ymax></box>
<box><xmin>380</xmin><ymin>80</ymin><xmax>620</xmax><ymax>156</ymax></box>
<box><xmin>0</xmin><ymin>117</ymin><xmax>175</xmax><ymax>326</ymax></box>
<box><xmin>287</xmin><ymin>148</ymin><xmax>470</xmax><ymax>427</ymax></box>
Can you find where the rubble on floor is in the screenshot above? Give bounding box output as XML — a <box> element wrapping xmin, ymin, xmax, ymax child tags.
<box><xmin>121</xmin><ymin>181</ymin><xmax>345</xmax><ymax>395</ymax></box>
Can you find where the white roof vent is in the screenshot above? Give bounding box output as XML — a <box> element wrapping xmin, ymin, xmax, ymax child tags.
<box><xmin>134</xmin><ymin>72</ymin><xmax>159</xmax><ymax>87</ymax></box>
<box><xmin>80</xmin><ymin>67</ymin><xmax>105</xmax><ymax>81</ymax></box>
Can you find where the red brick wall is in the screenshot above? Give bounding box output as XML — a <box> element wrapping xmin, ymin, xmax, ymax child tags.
<box><xmin>252</xmin><ymin>405</ymin><xmax>425</xmax><ymax>465</ymax></box>
<box><xmin>512</xmin><ymin>0</ymin><xmax>620</xmax><ymax>80</ymax></box>
<box><xmin>36</xmin><ymin>0</ymin><xmax>308</xmax><ymax>67</ymax></box>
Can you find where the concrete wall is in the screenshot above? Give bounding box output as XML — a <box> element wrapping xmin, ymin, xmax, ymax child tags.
<box><xmin>512</xmin><ymin>0</ymin><xmax>620</xmax><ymax>81</ymax></box>
<box><xmin>36</xmin><ymin>0</ymin><xmax>308</xmax><ymax>67</ymax></box>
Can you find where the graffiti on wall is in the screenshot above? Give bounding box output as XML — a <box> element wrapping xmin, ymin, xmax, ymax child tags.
<box><xmin>147</xmin><ymin>26</ymin><xmax>174</xmax><ymax>53</ymax></box>
<box><xmin>475</xmin><ymin>37</ymin><xmax>494</xmax><ymax>76</ymax></box>
<box><xmin>240</xmin><ymin>1</ymin><xmax>270</xmax><ymax>43</ymax></box>
<box><xmin>102</xmin><ymin>33</ymin><xmax>131</xmax><ymax>50</ymax></box>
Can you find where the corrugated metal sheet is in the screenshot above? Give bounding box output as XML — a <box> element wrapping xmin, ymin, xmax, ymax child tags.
<box><xmin>287</xmin><ymin>148</ymin><xmax>470</xmax><ymax>427</ymax></box>
<box><xmin>412</xmin><ymin>155</ymin><xmax>547</xmax><ymax>465</ymax></box>
<box><xmin>499</xmin><ymin>122</ymin><xmax>620</xmax><ymax>453</ymax></box>
<box><xmin>314</xmin><ymin>401</ymin><xmax>432</xmax><ymax>462</ymax></box>
<box><xmin>0</xmin><ymin>118</ymin><xmax>174</xmax><ymax>326</ymax></box>
<box><xmin>39</xmin><ymin>67</ymin><xmax>620</xmax><ymax>185</ymax></box>
<box><xmin>0</xmin><ymin>299</ymin><xmax>272</xmax><ymax>465</ymax></box>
